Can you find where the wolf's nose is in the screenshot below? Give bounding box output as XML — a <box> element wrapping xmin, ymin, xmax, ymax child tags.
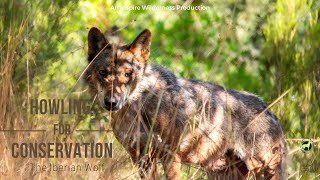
<box><xmin>104</xmin><ymin>97</ymin><xmax>117</xmax><ymax>110</ymax></box>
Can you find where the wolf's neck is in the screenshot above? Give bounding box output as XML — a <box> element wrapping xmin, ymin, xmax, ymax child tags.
<box><xmin>128</xmin><ymin>63</ymin><xmax>173</xmax><ymax>104</ymax></box>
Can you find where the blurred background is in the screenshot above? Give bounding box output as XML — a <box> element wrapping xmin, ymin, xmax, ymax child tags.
<box><xmin>0</xmin><ymin>0</ymin><xmax>319</xmax><ymax>179</ymax></box>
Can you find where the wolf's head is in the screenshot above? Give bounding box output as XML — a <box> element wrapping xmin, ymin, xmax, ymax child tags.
<box><xmin>84</xmin><ymin>27</ymin><xmax>152</xmax><ymax>111</ymax></box>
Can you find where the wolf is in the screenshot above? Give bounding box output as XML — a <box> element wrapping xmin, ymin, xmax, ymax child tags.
<box><xmin>84</xmin><ymin>27</ymin><xmax>287</xmax><ymax>179</ymax></box>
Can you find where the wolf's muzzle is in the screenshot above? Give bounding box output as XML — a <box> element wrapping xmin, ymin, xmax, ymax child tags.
<box><xmin>104</xmin><ymin>97</ymin><xmax>118</xmax><ymax>111</ymax></box>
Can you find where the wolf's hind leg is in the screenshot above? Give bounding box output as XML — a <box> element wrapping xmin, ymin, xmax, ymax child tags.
<box><xmin>261</xmin><ymin>145</ymin><xmax>285</xmax><ymax>180</ymax></box>
<box><xmin>206</xmin><ymin>151</ymin><xmax>248</xmax><ymax>180</ymax></box>
<box><xmin>244</xmin><ymin>145</ymin><xmax>285</xmax><ymax>180</ymax></box>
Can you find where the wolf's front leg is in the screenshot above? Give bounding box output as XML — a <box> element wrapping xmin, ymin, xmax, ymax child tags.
<box><xmin>162</xmin><ymin>154</ymin><xmax>181</xmax><ymax>180</ymax></box>
<box><xmin>127</xmin><ymin>148</ymin><xmax>158</xmax><ymax>179</ymax></box>
<box><xmin>138</xmin><ymin>156</ymin><xmax>158</xmax><ymax>180</ymax></box>
<box><xmin>127</xmin><ymin>137</ymin><xmax>159</xmax><ymax>179</ymax></box>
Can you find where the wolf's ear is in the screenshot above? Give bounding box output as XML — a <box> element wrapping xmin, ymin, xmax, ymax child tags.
<box><xmin>88</xmin><ymin>27</ymin><xmax>111</xmax><ymax>62</ymax></box>
<box><xmin>129</xmin><ymin>29</ymin><xmax>152</xmax><ymax>62</ymax></box>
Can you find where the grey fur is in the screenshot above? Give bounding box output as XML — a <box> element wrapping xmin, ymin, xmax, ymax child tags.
<box><xmin>85</xmin><ymin>27</ymin><xmax>287</xmax><ymax>179</ymax></box>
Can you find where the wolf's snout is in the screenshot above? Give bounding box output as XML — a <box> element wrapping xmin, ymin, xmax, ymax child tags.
<box><xmin>104</xmin><ymin>97</ymin><xmax>118</xmax><ymax>111</ymax></box>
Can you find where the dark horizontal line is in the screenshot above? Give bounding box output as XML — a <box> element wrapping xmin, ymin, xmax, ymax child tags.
<box><xmin>0</xmin><ymin>130</ymin><xmax>46</xmax><ymax>132</ymax></box>
<box><xmin>75</xmin><ymin>129</ymin><xmax>113</xmax><ymax>132</ymax></box>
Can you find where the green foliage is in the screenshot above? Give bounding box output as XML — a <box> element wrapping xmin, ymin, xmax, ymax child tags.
<box><xmin>263</xmin><ymin>0</ymin><xmax>320</xmax><ymax>178</ymax></box>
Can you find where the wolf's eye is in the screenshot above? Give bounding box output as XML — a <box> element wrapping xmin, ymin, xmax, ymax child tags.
<box><xmin>99</xmin><ymin>70</ymin><xmax>107</xmax><ymax>76</ymax></box>
<box><xmin>125</xmin><ymin>72</ymin><xmax>133</xmax><ymax>77</ymax></box>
